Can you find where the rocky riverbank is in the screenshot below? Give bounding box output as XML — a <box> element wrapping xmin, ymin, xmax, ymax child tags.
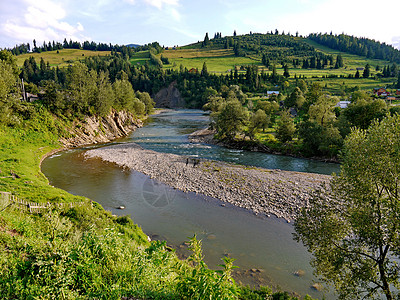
<box><xmin>85</xmin><ymin>143</ymin><xmax>331</xmax><ymax>222</ymax></box>
<box><xmin>59</xmin><ymin>110</ymin><xmax>143</xmax><ymax>148</ymax></box>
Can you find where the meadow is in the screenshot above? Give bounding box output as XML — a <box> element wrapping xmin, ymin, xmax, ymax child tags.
<box><xmin>161</xmin><ymin>48</ymin><xmax>259</xmax><ymax>73</ymax></box>
<box><xmin>158</xmin><ymin>38</ymin><xmax>396</xmax><ymax>93</ymax></box>
<box><xmin>129</xmin><ymin>50</ymin><xmax>151</xmax><ymax>66</ymax></box>
<box><xmin>15</xmin><ymin>48</ymin><xmax>112</xmax><ymax>68</ymax></box>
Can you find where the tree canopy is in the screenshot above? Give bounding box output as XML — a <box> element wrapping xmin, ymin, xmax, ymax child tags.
<box><xmin>294</xmin><ymin>114</ymin><xmax>400</xmax><ymax>299</ymax></box>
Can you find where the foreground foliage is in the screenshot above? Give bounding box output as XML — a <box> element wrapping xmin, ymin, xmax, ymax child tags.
<box><xmin>294</xmin><ymin>114</ymin><xmax>400</xmax><ymax>299</ymax></box>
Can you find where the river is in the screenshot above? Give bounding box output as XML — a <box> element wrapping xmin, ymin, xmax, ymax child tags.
<box><xmin>42</xmin><ymin>109</ymin><xmax>339</xmax><ymax>299</ymax></box>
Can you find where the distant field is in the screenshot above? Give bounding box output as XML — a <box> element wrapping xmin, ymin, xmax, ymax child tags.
<box><xmin>161</xmin><ymin>40</ymin><xmax>393</xmax><ymax>80</ymax></box>
<box><xmin>162</xmin><ymin>48</ymin><xmax>259</xmax><ymax>73</ymax></box>
<box><xmin>129</xmin><ymin>50</ymin><xmax>150</xmax><ymax>66</ymax></box>
<box><xmin>15</xmin><ymin>49</ymin><xmax>112</xmax><ymax>67</ymax></box>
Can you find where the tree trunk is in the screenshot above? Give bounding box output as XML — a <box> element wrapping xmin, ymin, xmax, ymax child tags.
<box><xmin>378</xmin><ymin>260</ymin><xmax>392</xmax><ymax>300</ymax></box>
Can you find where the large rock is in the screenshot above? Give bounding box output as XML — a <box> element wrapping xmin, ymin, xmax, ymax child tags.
<box><xmin>59</xmin><ymin>110</ymin><xmax>142</xmax><ymax>148</ymax></box>
<box><xmin>153</xmin><ymin>81</ymin><xmax>185</xmax><ymax>108</ymax></box>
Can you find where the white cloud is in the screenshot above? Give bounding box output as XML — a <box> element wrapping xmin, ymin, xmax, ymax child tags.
<box><xmin>77</xmin><ymin>22</ymin><xmax>84</xmax><ymax>31</ymax></box>
<box><xmin>124</xmin><ymin>0</ymin><xmax>179</xmax><ymax>9</ymax></box>
<box><xmin>167</xmin><ymin>8</ymin><xmax>179</xmax><ymax>21</ymax></box>
<box><xmin>144</xmin><ymin>0</ymin><xmax>179</xmax><ymax>9</ymax></box>
<box><xmin>276</xmin><ymin>0</ymin><xmax>400</xmax><ymax>48</ymax></box>
<box><xmin>392</xmin><ymin>37</ymin><xmax>400</xmax><ymax>50</ymax></box>
<box><xmin>0</xmin><ymin>0</ymin><xmax>86</xmax><ymax>46</ymax></box>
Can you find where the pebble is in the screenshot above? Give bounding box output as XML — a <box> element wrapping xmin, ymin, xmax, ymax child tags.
<box><xmin>85</xmin><ymin>143</ymin><xmax>331</xmax><ymax>222</ymax></box>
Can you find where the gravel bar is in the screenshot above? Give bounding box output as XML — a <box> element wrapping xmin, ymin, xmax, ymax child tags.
<box><xmin>85</xmin><ymin>143</ymin><xmax>331</xmax><ymax>222</ymax></box>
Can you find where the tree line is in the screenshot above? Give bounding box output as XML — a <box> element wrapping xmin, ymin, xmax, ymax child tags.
<box><xmin>309</xmin><ymin>32</ymin><xmax>400</xmax><ymax>64</ymax></box>
<box><xmin>6</xmin><ymin>39</ymin><xmax>163</xmax><ymax>59</ymax></box>
<box><xmin>0</xmin><ymin>50</ymin><xmax>154</xmax><ymax>126</ymax></box>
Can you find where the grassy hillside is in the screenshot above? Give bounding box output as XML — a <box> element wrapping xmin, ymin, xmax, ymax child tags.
<box><xmin>15</xmin><ymin>48</ymin><xmax>112</xmax><ymax>68</ymax></box>
<box><xmin>158</xmin><ymin>34</ymin><xmax>397</xmax><ymax>93</ymax></box>
<box><xmin>129</xmin><ymin>50</ymin><xmax>151</xmax><ymax>66</ymax></box>
<box><xmin>162</xmin><ymin>48</ymin><xmax>257</xmax><ymax>73</ymax></box>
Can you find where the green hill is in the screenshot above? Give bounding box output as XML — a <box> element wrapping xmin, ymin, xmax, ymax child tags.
<box><xmin>159</xmin><ymin>32</ymin><xmax>398</xmax><ymax>93</ymax></box>
<box><xmin>15</xmin><ymin>48</ymin><xmax>112</xmax><ymax>68</ymax></box>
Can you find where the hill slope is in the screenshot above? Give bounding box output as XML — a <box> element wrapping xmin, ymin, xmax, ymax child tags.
<box><xmin>15</xmin><ymin>48</ymin><xmax>112</xmax><ymax>68</ymax></box>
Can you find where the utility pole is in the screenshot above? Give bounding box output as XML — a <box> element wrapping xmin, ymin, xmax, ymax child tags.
<box><xmin>21</xmin><ymin>78</ymin><xmax>26</xmax><ymax>101</ymax></box>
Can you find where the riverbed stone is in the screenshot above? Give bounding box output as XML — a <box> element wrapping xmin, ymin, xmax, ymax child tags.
<box><xmin>85</xmin><ymin>143</ymin><xmax>331</xmax><ymax>222</ymax></box>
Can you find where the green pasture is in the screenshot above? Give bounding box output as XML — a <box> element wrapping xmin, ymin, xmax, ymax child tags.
<box><xmin>15</xmin><ymin>49</ymin><xmax>112</xmax><ymax>67</ymax></box>
<box><xmin>129</xmin><ymin>50</ymin><xmax>150</xmax><ymax>66</ymax></box>
<box><xmin>161</xmin><ymin>48</ymin><xmax>260</xmax><ymax>73</ymax></box>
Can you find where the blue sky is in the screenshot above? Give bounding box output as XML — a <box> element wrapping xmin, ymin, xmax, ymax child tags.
<box><xmin>1</xmin><ymin>0</ymin><xmax>400</xmax><ymax>49</ymax></box>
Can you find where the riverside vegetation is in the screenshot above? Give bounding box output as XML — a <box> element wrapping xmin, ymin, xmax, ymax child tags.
<box><xmin>0</xmin><ymin>50</ymin><xmax>316</xmax><ymax>299</ymax></box>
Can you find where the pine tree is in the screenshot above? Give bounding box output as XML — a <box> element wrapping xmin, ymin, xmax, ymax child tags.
<box><xmin>283</xmin><ymin>64</ymin><xmax>290</xmax><ymax>78</ymax></box>
<box><xmin>271</xmin><ymin>64</ymin><xmax>277</xmax><ymax>80</ymax></box>
<box><xmin>310</xmin><ymin>57</ymin><xmax>316</xmax><ymax>69</ymax></box>
<box><xmin>316</xmin><ymin>59</ymin><xmax>322</xmax><ymax>70</ymax></box>
<box><xmin>363</xmin><ymin>64</ymin><xmax>370</xmax><ymax>78</ymax></box>
<box><xmin>201</xmin><ymin>62</ymin><xmax>208</xmax><ymax>76</ymax></box>
<box><xmin>202</xmin><ymin>33</ymin><xmax>210</xmax><ymax>47</ymax></box>
<box><xmin>355</xmin><ymin>70</ymin><xmax>360</xmax><ymax>78</ymax></box>
<box><xmin>334</xmin><ymin>54</ymin><xmax>343</xmax><ymax>69</ymax></box>
<box><xmin>302</xmin><ymin>59</ymin><xmax>309</xmax><ymax>69</ymax></box>
<box><xmin>396</xmin><ymin>72</ymin><xmax>400</xmax><ymax>89</ymax></box>
<box><xmin>262</xmin><ymin>54</ymin><xmax>270</xmax><ymax>67</ymax></box>
<box><xmin>224</xmin><ymin>39</ymin><xmax>229</xmax><ymax>49</ymax></box>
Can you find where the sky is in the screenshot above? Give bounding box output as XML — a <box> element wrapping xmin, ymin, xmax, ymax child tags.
<box><xmin>1</xmin><ymin>0</ymin><xmax>400</xmax><ymax>49</ymax></box>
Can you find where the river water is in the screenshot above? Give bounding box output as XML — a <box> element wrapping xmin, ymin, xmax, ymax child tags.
<box><xmin>42</xmin><ymin>110</ymin><xmax>339</xmax><ymax>298</ymax></box>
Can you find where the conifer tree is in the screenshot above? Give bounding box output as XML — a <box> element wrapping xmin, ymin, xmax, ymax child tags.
<box><xmin>201</xmin><ymin>62</ymin><xmax>208</xmax><ymax>76</ymax></box>
<box><xmin>283</xmin><ymin>64</ymin><xmax>290</xmax><ymax>78</ymax></box>
<box><xmin>334</xmin><ymin>54</ymin><xmax>343</xmax><ymax>69</ymax></box>
<box><xmin>396</xmin><ymin>72</ymin><xmax>400</xmax><ymax>88</ymax></box>
<box><xmin>202</xmin><ymin>33</ymin><xmax>210</xmax><ymax>47</ymax></box>
<box><xmin>363</xmin><ymin>64</ymin><xmax>370</xmax><ymax>78</ymax></box>
<box><xmin>224</xmin><ymin>39</ymin><xmax>229</xmax><ymax>49</ymax></box>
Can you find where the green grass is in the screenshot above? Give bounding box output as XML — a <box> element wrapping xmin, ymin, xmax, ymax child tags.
<box><xmin>162</xmin><ymin>48</ymin><xmax>259</xmax><ymax>73</ymax></box>
<box><xmin>0</xmin><ymin>110</ymin><xmax>79</xmax><ymax>202</ymax></box>
<box><xmin>159</xmin><ymin>38</ymin><xmax>397</xmax><ymax>94</ymax></box>
<box><xmin>15</xmin><ymin>49</ymin><xmax>112</xmax><ymax>68</ymax></box>
<box><xmin>129</xmin><ymin>50</ymin><xmax>150</xmax><ymax>66</ymax></box>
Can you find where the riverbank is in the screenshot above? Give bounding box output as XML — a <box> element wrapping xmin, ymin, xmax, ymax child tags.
<box><xmin>85</xmin><ymin>143</ymin><xmax>331</xmax><ymax>222</ymax></box>
<box><xmin>189</xmin><ymin>128</ymin><xmax>340</xmax><ymax>164</ymax></box>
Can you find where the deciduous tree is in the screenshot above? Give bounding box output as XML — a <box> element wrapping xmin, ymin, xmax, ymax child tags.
<box><xmin>212</xmin><ymin>99</ymin><xmax>249</xmax><ymax>140</ymax></box>
<box><xmin>276</xmin><ymin>110</ymin><xmax>295</xmax><ymax>143</ymax></box>
<box><xmin>295</xmin><ymin>114</ymin><xmax>400</xmax><ymax>300</ymax></box>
